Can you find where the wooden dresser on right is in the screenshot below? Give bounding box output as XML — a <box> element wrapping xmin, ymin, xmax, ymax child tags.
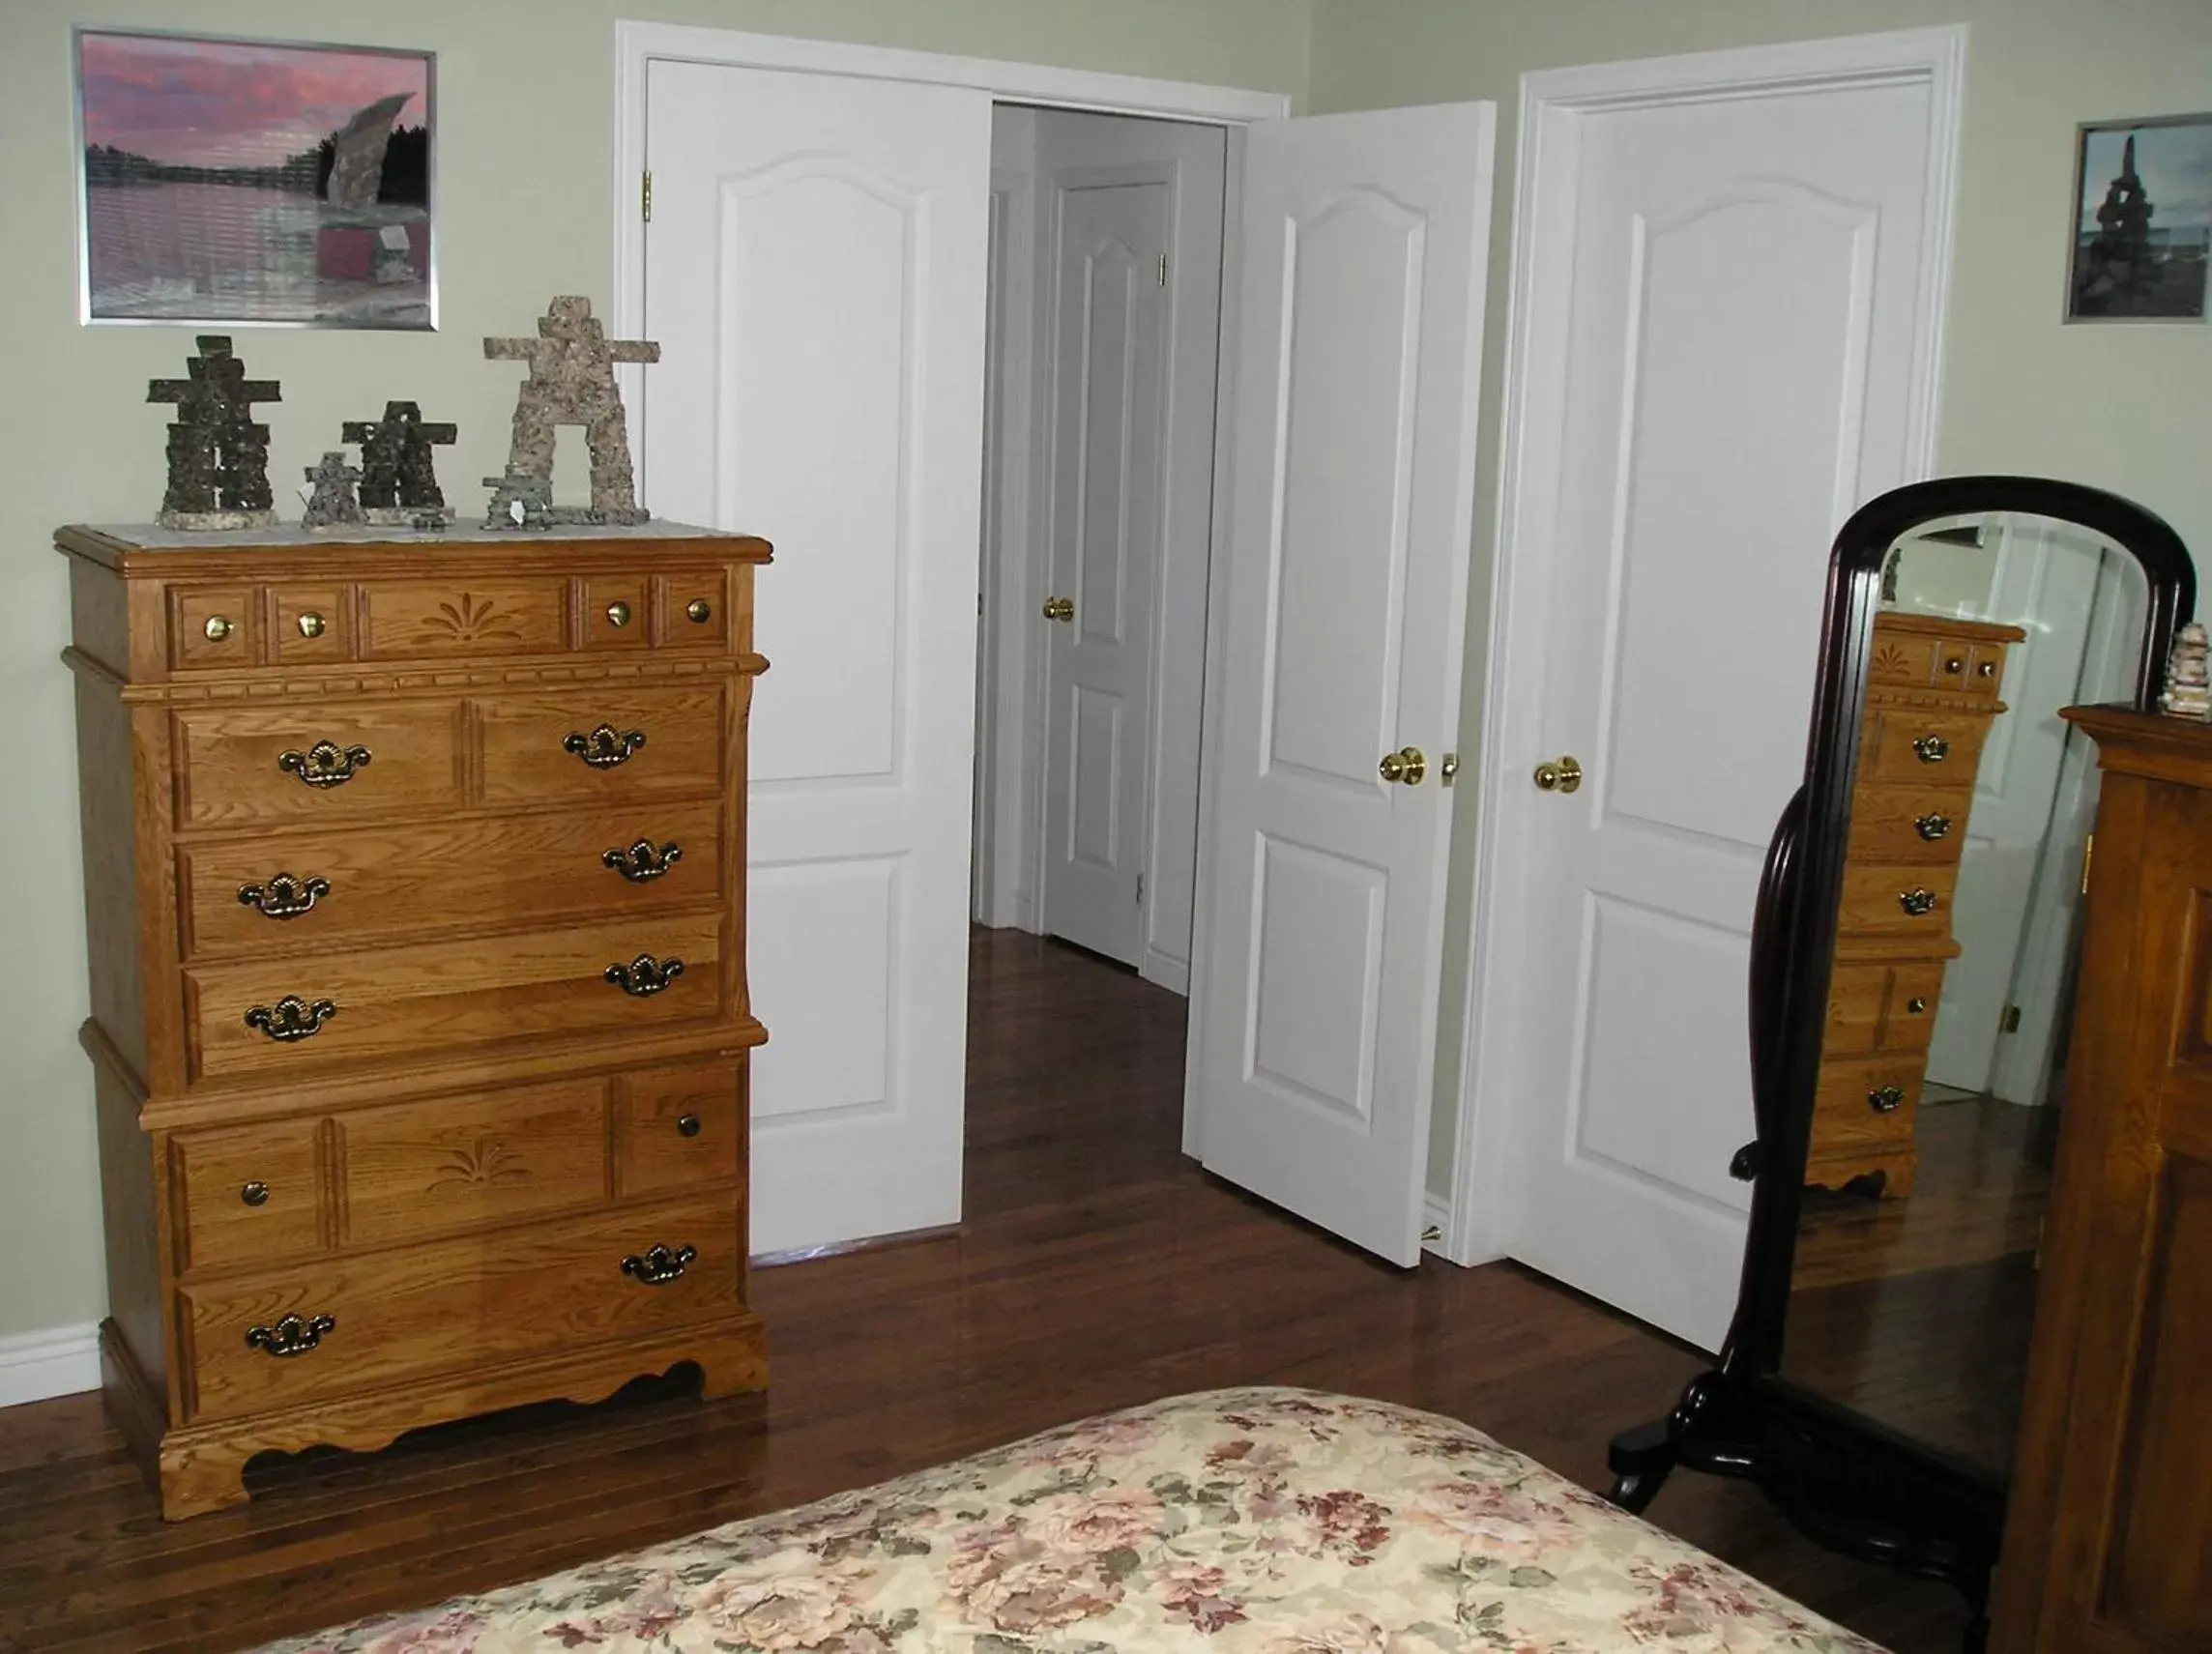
<box><xmin>1990</xmin><ymin>706</ymin><xmax>2212</xmax><ymax>1653</ymax></box>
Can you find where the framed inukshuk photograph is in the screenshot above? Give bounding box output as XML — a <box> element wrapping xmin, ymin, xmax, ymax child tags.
<box><xmin>2067</xmin><ymin>112</ymin><xmax>2212</xmax><ymax>322</ymax></box>
<box><xmin>74</xmin><ymin>29</ymin><xmax>435</xmax><ymax>329</ymax></box>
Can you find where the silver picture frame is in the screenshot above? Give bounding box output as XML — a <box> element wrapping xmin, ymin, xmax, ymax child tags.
<box><xmin>2064</xmin><ymin>110</ymin><xmax>2212</xmax><ymax>324</ymax></box>
<box><xmin>73</xmin><ymin>26</ymin><xmax>438</xmax><ymax>330</ymax></box>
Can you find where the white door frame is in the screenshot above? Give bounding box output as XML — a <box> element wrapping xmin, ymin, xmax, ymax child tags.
<box><xmin>1447</xmin><ymin>27</ymin><xmax>1966</xmax><ymax>1267</ymax></box>
<box><xmin>614</xmin><ymin>22</ymin><xmax>1286</xmax><ymax>1153</ymax></box>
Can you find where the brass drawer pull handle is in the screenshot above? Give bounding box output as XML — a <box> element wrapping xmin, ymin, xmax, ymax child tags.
<box><xmin>603</xmin><ymin>840</ymin><xmax>682</xmax><ymax>882</ymax></box>
<box><xmin>1898</xmin><ymin>887</ymin><xmax>1938</xmax><ymax>916</ymax></box>
<box><xmin>605</xmin><ymin>954</ymin><xmax>684</xmax><ymax>997</ymax></box>
<box><xmin>241</xmin><ymin>1181</ymin><xmax>270</xmax><ymax>1207</ymax></box>
<box><xmin>245</xmin><ymin>996</ymin><xmax>337</xmax><ymax>1042</ymax></box>
<box><xmin>1912</xmin><ymin>734</ymin><xmax>1950</xmax><ymax>763</ymax></box>
<box><xmin>565</xmin><ymin>726</ymin><xmax>647</xmax><ymax>769</ymax></box>
<box><xmin>605</xmin><ymin>600</ymin><xmax>632</xmax><ymax>627</ymax></box>
<box><xmin>1913</xmin><ymin>812</ymin><xmax>1951</xmax><ymax>842</ymax></box>
<box><xmin>297</xmin><ymin>611</ymin><xmax>326</xmax><ymax>639</ymax></box>
<box><xmin>238</xmin><ymin>872</ymin><xmax>331</xmax><ymax>919</ymax></box>
<box><xmin>1867</xmin><ymin>1086</ymin><xmax>1906</xmax><ymax>1115</ymax></box>
<box><xmin>677</xmin><ymin>1114</ymin><xmax>703</xmax><ymax>1138</ymax></box>
<box><xmin>1906</xmin><ymin>997</ymin><xmax>1928</xmax><ymax>1014</ymax></box>
<box><xmin>203</xmin><ymin>614</ymin><xmax>234</xmax><ymax>642</ymax></box>
<box><xmin>246</xmin><ymin>1313</ymin><xmax>335</xmax><ymax>1358</ymax></box>
<box><xmin>278</xmin><ymin>741</ymin><xmax>372</xmax><ymax>788</ymax></box>
<box><xmin>685</xmin><ymin>598</ymin><xmax>713</xmax><ymax>624</ymax></box>
<box><xmin>621</xmin><ymin>1243</ymin><xmax>696</xmax><ymax>1286</ymax></box>
<box><xmin>1976</xmin><ymin>660</ymin><xmax>1995</xmax><ymax>679</ymax></box>
<box><xmin>1942</xmin><ymin>655</ymin><xmax>1965</xmax><ymax>675</ymax></box>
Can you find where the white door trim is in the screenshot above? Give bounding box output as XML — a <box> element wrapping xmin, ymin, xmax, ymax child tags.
<box><xmin>616</xmin><ymin>21</ymin><xmax>1288</xmax><ymax>376</ymax></box>
<box><xmin>1445</xmin><ymin>25</ymin><xmax>1966</xmax><ymax>1267</ymax></box>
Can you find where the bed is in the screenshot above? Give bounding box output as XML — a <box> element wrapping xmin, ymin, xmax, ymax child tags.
<box><xmin>257</xmin><ymin>1387</ymin><xmax>1883</xmax><ymax>1653</ymax></box>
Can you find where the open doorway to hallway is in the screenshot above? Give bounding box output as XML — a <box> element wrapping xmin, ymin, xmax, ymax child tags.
<box><xmin>971</xmin><ymin>105</ymin><xmax>1227</xmax><ymax>996</ymax></box>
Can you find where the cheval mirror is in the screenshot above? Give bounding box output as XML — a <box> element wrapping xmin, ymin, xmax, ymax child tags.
<box><xmin>1605</xmin><ymin>478</ymin><xmax>2196</xmax><ymax>1649</ymax></box>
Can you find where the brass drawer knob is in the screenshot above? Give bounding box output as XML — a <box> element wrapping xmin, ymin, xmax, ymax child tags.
<box><xmin>1898</xmin><ymin>887</ymin><xmax>1938</xmax><ymax>916</ymax></box>
<box><xmin>203</xmin><ymin>614</ymin><xmax>234</xmax><ymax>643</ymax></box>
<box><xmin>1943</xmin><ymin>655</ymin><xmax>1965</xmax><ymax>675</ymax></box>
<box><xmin>246</xmin><ymin>1312</ymin><xmax>335</xmax><ymax>1358</ymax></box>
<box><xmin>604</xmin><ymin>953</ymin><xmax>684</xmax><ymax>997</ymax></box>
<box><xmin>240</xmin><ymin>1181</ymin><xmax>270</xmax><ymax>1207</ymax></box>
<box><xmin>1906</xmin><ymin>997</ymin><xmax>1928</xmax><ymax>1014</ymax></box>
<box><xmin>278</xmin><ymin>741</ymin><xmax>371</xmax><ymax>789</ymax></box>
<box><xmin>1868</xmin><ymin>1085</ymin><xmax>1906</xmax><ymax>1115</ymax></box>
<box><xmin>238</xmin><ymin>872</ymin><xmax>331</xmax><ymax>919</ymax></box>
<box><xmin>244</xmin><ymin>996</ymin><xmax>337</xmax><ymax>1042</ymax></box>
<box><xmin>621</xmin><ymin>1243</ymin><xmax>696</xmax><ymax>1286</ymax></box>
<box><xmin>606</xmin><ymin>600</ymin><xmax>632</xmax><ymax>627</ymax></box>
<box><xmin>602</xmin><ymin>839</ymin><xmax>682</xmax><ymax>882</ymax></box>
<box><xmin>297</xmin><ymin>611</ymin><xmax>326</xmax><ymax>639</ymax></box>
<box><xmin>1913</xmin><ymin>812</ymin><xmax>1951</xmax><ymax>842</ymax></box>
<box><xmin>677</xmin><ymin>1114</ymin><xmax>703</xmax><ymax>1138</ymax></box>
<box><xmin>1977</xmin><ymin>660</ymin><xmax>1995</xmax><ymax>679</ymax></box>
<box><xmin>686</xmin><ymin>598</ymin><xmax>713</xmax><ymax>624</ymax></box>
<box><xmin>564</xmin><ymin>725</ymin><xmax>647</xmax><ymax>769</ymax></box>
<box><xmin>1912</xmin><ymin>734</ymin><xmax>1951</xmax><ymax>763</ymax></box>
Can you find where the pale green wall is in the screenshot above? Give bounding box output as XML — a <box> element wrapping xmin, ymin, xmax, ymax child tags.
<box><xmin>1302</xmin><ymin>0</ymin><xmax>2212</xmax><ymax>1197</ymax></box>
<box><xmin>0</xmin><ymin>0</ymin><xmax>1310</xmax><ymax>1344</ymax></box>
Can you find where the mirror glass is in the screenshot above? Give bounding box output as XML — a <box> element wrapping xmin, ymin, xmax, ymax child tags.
<box><xmin>1778</xmin><ymin>510</ymin><xmax>2149</xmax><ymax>1477</ymax></box>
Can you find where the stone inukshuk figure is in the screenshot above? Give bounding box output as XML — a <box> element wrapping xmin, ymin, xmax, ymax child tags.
<box><xmin>148</xmin><ymin>336</ymin><xmax>281</xmax><ymax>530</ymax></box>
<box><xmin>301</xmin><ymin>451</ymin><xmax>365</xmax><ymax>531</ymax></box>
<box><xmin>482</xmin><ymin>470</ymin><xmax>554</xmax><ymax>531</ymax></box>
<box><xmin>2160</xmin><ymin>621</ymin><xmax>2211</xmax><ymax>720</ymax></box>
<box><xmin>343</xmin><ymin>400</ymin><xmax>456</xmax><ymax>523</ymax></box>
<box><xmin>482</xmin><ymin>297</ymin><xmax>658</xmax><ymax>525</ymax></box>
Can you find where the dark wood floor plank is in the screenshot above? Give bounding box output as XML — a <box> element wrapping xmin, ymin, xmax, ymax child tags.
<box><xmin>0</xmin><ymin>929</ymin><xmax>1965</xmax><ymax>1653</ymax></box>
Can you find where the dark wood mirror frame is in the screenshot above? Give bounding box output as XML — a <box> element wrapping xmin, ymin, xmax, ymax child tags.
<box><xmin>1602</xmin><ymin>477</ymin><xmax>2197</xmax><ymax>1643</ymax></box>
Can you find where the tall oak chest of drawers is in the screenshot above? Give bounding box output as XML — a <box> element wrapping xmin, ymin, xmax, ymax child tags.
<box><xmin>1806</xmin><ymin>609</ymin><xmax>2022</xmax><ymax>1197</ymax></box>
<box><xmin>57</xmin><ymin>522</ymin><xmax>771</xmax><ymax>1519</ymax></box>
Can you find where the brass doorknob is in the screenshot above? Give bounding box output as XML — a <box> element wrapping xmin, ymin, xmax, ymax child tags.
<box><xmin>1378</xmin><ymin>746</ymin><xmax>1427</xmax><ymax>785</ymax></box>
<box><xmin>1533</xmin><ymin>756</ymin><xmax>1584</xmax><ymax>794</ymax></box>
<box><xmin>1041</xmin><ymin>596</ymin><xmax>1075</xmax><ymax>622</ymax></box>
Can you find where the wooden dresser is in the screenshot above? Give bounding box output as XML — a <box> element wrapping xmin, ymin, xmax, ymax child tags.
<box><xmin>57</xmin><ymin>522</ymin><xmax>771</xmax><ymax>1519</ymax></box>
<box><xmin>1990</xmin><ymin>707</ymin><xmax>2212</xmax><ymax>1653</ymax></box>
<box><xmin>1808</xmin><ymin>610</ymin><xmax>2022</xmax><ymax>1196</ymax></box>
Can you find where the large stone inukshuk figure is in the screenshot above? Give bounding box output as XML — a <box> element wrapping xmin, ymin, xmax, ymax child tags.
<box><xmin>148</xmin><ymin>336</ymin><xmax>280</xmax><ymax>530</ymax></box>
<box><xmin>483</xmin><ymin>297</ymin><xmax>657</xmax><ymax>526</ymax></box>
<box><xmin>343</xmin><ymin>400</ymin><xmax>456</xmax><ymax>524</ymax></box>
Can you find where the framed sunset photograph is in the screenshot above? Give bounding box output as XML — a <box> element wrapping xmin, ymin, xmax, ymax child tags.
<box><xmin>74</xmin><ymin>28</ymin><xmax>436</xmax><ymax>329</ymax></box>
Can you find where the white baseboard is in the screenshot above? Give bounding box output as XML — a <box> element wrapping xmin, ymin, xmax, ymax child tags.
<box><xmin>1140</xmin><ymin>947</ymin><xmax>1190</xmax><ymax>997</ymax></box>
<box><xmin>0</xmin><ymin>1322</ymin><xmax>102</xmax><ymax>1407</ymax></box>
<box><xmin>1421</xmin><ymin>1193</ymin><xmax>1453</xmax><ymax>1260</ymax></box>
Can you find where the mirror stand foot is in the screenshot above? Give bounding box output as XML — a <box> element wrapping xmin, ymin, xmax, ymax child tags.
<box><xmin>1605</xmin><ymin>1417</ymin><xmax>1678</xmax><ymax>1513</ymax></box>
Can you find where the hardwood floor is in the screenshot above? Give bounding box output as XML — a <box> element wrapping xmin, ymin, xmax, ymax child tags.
<box><xmin>0</xmin><ymin>929</ymin><xmax>1966</xmax><ymax>1653</ymax></box>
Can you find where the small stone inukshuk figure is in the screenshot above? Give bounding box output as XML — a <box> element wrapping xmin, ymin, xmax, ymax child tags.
<box><xmin>148</xmin><ymin>336</ymin><xmax>281</xmax><ymax>530</ymax></box>
<box><xmin>342</xmin><ymin>400</ymin><xmax>456</xmax><ymax>525</ymax></box>
<box><xmin>301</xmin><ymin>451</ymin><xmax>364</xmax><ymax>532</ymax></box>
<box><xmin>482</xmin><ymin>470</ymin><xmax>554</xmax><ymax>531</ymax></box>
<box><xmin>2160</xmin><ymin>622</ymin><xmax>2211</xmax><ymax>720</ymax></box>
<box><xmin>483</xmin><ymin>297</ymin><xmax>657</xmax><ymax>526</ymax></box>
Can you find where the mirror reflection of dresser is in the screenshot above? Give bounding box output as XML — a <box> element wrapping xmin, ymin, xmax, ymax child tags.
<box><xmin>1602</xmin><ymin>479</ymin><xmax>2197</xmax><ymax>1654</ymax></box>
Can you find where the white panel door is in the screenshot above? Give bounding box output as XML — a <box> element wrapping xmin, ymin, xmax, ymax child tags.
<box><xmin>1190</xmin><ymin>103</ymin><xmax>1496</xmax><ymax>1267</ymax></box>
<box><xmin>1040</xmin><ymin>174</ymin><xmax>1172</xmax><ymax>966</ymax></box>
<box><xmin>642</xmin><ymin>61</ymin><xmax>990</xmax><ymax>1254</ymax></box>
<box><xmin>1478</xmin><ymin>76</ymin><xmax>1949</xmax><ymax>1347</ymax></box>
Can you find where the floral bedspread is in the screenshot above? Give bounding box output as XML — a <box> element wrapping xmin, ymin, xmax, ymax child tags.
<box><xmin>259</xmin><ymin>1387</ymin><xmax>1884</xmax><ymax>1653</ymax></box>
